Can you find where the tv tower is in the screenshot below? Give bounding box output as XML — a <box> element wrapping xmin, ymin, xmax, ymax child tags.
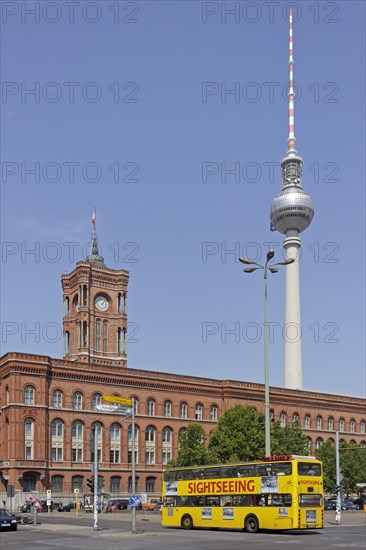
<box><xmin>270</xmin><ymin>9</ymin><xmax>314</xmax><ymax>390</ymax></box>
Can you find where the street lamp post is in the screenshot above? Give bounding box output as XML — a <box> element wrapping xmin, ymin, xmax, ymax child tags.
<box><xmin>239</xmin><ymin>250</ymin><xmax>294</xmax><ymax>457</ymax></box>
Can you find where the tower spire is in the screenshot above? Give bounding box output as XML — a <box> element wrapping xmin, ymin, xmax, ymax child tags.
<box><xmin>287</xmin><ymin>7</ymin><xmax>296</xmax><ymax>156</ymax></box>
<box><xmin>87</xmin><ymin>208</ymin><xmax>105</xmax><ymax>266</ymax></box>
<box><xmin>270</xmin><ymin>11</ymin><xmax>315</xmax><ymax>390</ymax></box>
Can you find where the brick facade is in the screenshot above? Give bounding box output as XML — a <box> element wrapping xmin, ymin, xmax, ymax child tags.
<box><xmin>0</xmin><ymin>252</ymin><xmax>365</xmax><ymax>500</ymax></box>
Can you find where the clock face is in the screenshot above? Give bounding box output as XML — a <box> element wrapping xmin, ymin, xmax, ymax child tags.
<box><xmin>95</xmin><ymin>295</ymin><xmax>109</xmax><ymax>312</ymax></box>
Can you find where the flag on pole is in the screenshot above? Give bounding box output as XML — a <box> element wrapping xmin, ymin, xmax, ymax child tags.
<box><xmin>92</xmin><ymin>210</ymin><xmax>96</xmax><ymax>227</ymax></box>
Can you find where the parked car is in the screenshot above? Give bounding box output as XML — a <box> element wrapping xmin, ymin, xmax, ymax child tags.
<box><xmin>153</xmin><ymin>502</ymin><xmax>162</xmax><ymax>511</ymax></box>
<box><xmin>324</xmin><ymin>499</ymin><xmax>336</xmax><ymax>510</ymax></box>
<box><xmin>341</xmin><ymin>499</ymin><xmax>358</xmax><ymax>511</ymax></box>
<box><xmin>0</xmin><ymin>508</ymin><xmax>18</xmax><ymax>531</ymax></box>
<box><xmin>142</xmin><ymin>497</ymin><xmax>162</xmax><ymax>511</ymax></box>
<box><xmin>107</xmin><ymin>499</ymin><xmax>127</xmax><ymax>512</ymax></box>
<box><xmin>352</xmin><ymin>498</ymin><xmax>366</xmax><ymax>510</ymax></box>
<box><xmin>20</xmin><ymin>499</ymin><xmax>54</xmax><ymax>513</ymax></box>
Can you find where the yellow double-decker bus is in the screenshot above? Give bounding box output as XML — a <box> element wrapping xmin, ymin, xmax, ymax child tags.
<box><xmin>161</xmin><ymin>455</ymin><xmax>323</xmax><ymax>533</ymax></box>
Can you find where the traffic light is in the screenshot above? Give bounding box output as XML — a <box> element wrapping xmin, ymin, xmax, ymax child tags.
<box><xmin>97</xmin><ymin>476</ymin><xmax>104</xmax><ymax>491</ymax></box>
<box><xmin>334</xmin><ymin>485</ymin><xmax>340</xmax><ymax>495</ymax></box>
<box><xmin>87</xmin><ymin>476</ymin><xmax>94</xmax><ymax>492</ymax></box>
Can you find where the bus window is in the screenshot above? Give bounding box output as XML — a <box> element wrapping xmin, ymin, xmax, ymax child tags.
<box><xmin>221</xmin><ymin>466</ymin><xmax>237</xmax><ymax>478</ymax></box>
<box><xmin>271</xmin><ymin>462</ymin><xmax>292</xmax><ymax>476</ymax></box>
<box><xmin>298</xmin><ymin>463</ymin><xmax>321</xmax><ymax>476</ymax></box>
<box><xmin>205</xmin><ymin>468</ymin><xmax>221</xmax><ymax>479</ymax></box>
<box><xmin>299</xmin><ymin>494</ymin><xmax>322</xmax><ymax>507</ymax></box>
<box><xmin>206</xmin><ymin>496</ymin><xmax>220</xmax><ymax>507</ymax></box>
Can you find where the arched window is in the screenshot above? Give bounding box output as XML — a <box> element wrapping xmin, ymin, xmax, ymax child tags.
<box><xmin>145</xmin><ymin>426</ymin><xmax>155</xmax><ymax>443</ymax></box>
<box><xmin>304</xmin><ymin>415</ymin><xmax>311</xmax><ymax>429</ymax></box>
<box><xmin>53</xmin><ymin>389</ymin><xmax>62</xmax><ymax>409</ymax></box>
<box><xmin>360</xmin><ymin>441</ymin><xmax>366</xmax><ymax>448</ymax></box>
<box><xmin>82</xmin><ymin>321</ymin><xmax>88</xmax><ymax>347</ymax></box>
<box><xmin>51</xmin><ymin>419</ymin><xmax>64</xmax><ymax>462</ymax></box>
<box><xmin>51</xmin><ymin>475</ymin><xmax>63</xmax><ymax>493</ymax></box>
<box><xmin>92</xmin><ymin>393</ymin><xmax>102</xmax><ymax>410</ymax></box>
<box><xmin>110</xmin><ymin>476</ymin><xmax>121</xmax><ymax>493</ymax></box>
<box><xmin>23</xmin><ymin>474</ymin><xmax>36</xmax><ymax>492</ymax></box>
<box><xmin>315</xmin><ymin>438</ymin><xmax>323</xmax><ymax>449</ymax></box>
<box><xmin>145</xmin><ymin>425</ymin><xmax>155</xmax><ymax>465</ymax></box>
<box><xmin>24</xmin><ymin>385</ymin><xmax>35</xmax><ymax>405</ymax></box>
<box><xmin>51</xmin><ymin>419</ymin><xmax>63</xmax><ymax>437</ymax></box>
<box><xmin>280</xmin><ymin>412</ymin><xmax>286</xmax><ymax>427</ymax></box>
<box><xmin>83</xmin><ymin>285</ymin><xmax>87</xmax><ymax>306</ymax></box>
<box><xmin>72</xmin><ymin>421</ymin><xmax>83</xmax><ymax>439</ymax></box>
<box><xmin>350</xmin><ymin>419</ymin><xmax>355</xmax><ymax>433</ymax></box>
<box><xmin>131</xmin><ymin>396</ymin><xmax>138</xmax><ymax>414</ymax></box>
<box><xmin>65</xmin><ymin>331</ymin><xmax>70</xmax><ymax>355</ymax></box>
<box><xmin>162</xmin><ymin>426</ymin><xmax>172</xmax><ymax>443</ymax></box>
<box><xmin>24</xmin><ymin>418</ymin><xmax>34</xmax><ymax>460</ymax></box>
<box><xmin>91</xmin><ymin>422</ymin><xmax>102</xmax><ymax>463</ymax></box>
<box><xmin>72</xmin><ymin>421</ymin><xmax>83</xmax><ymax>462</ymax></box>
<box><xmin>110</xmin><ymin>423</ymin><xmax>121</xmax><ymax>464</ymax></box>
<box><xmin>96</xmin><ymin>319</ymin><xmax>101</xmax><ymax>351</ymax></box>
<box><xmin>146</xmin><ymin>477</ymin><xmax>156</xmax><ymax>492</ymax></box>
<box><xmin>180</xmin><ymin>402</ymin><xmax>187</xmax><ymax>419</ymax></box>
<box><xmin>72</xmin><ymin>476</ymin><xmax>83</xmax><ymax>493</ymax></box>
<box><xmin>73</xmin><ymin>392</ymin><xmax>83</xmax><ymax>411</ymax></box>
<box><xmin>328</xmin><ymin>438</ymin><xmax>335</xmax><ymax>445</ymax></box>
<box><xmin>292</xmin><ymin>413</ymin><xmax>299</xmax><ymax>425</ymax></box>
<box><xmin>195</xmin><ymin>403</ymin><xmax>203</xmax><ymax>421</ymax></box>
<box><xmin>162</xmin><ymin>427</ymin><xmax>173</xmax><ymax>465</ymax></box>
<box><xmin>210</xmin><ymin>405</ymin><xmax>218</xmax><ymax>422</ymax></box>
<box><xmin>128</xmin><ymin>425</ymin><xmax>138</xmax><ymax>464</ymax></box>
<box><xmin>361</xmin><ymin>421</ymin><xmax>365</xmax><ymax>434</ymax></box>
<box><xmin>147</xmin><ymin>398</ymin><xmax>155</xmax><ymax>416</ymax></box>
<box><xmin>328</xmin><ymin>417</ymin><xmax>334</xmax><ymax>431</ymax></box>
<box><xmin>103</xmin><ymin>320</ymin><xmax>108</xmax><ymax>352</ymax></box>
<box><xmin>316</xmin><ymin>416</ymin><xmax>322</xmax><ymax>430</ymax></box>
<box><xmin>339</xmin><ymin>418</ymin><xmax>345</xmax><ymax>432</ymax></box>
<box><xmin>164</xmin><ymin>400</ymin><xmax>172</xmax><ymax>418</ymax></box>
<box><xmin>64</xmin><ymin>297</ymin><xmax>70</xmax><ymax>317</ymax></box>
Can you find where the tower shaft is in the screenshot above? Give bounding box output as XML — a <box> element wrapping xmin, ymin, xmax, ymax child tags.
<box><xmin>284</xmin><ymin>232</ymin><xmax>302</xmax><ymax>389</ymax></box>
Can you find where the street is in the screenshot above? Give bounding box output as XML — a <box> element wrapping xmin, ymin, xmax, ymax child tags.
<box><xmin>1</xmin><ymin>511</ymin><xmax>365</xmax><ymax>550</ymax></box>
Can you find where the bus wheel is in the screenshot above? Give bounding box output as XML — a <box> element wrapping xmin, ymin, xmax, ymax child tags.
<box><xmin>181</xmin><ymin>514</ymin><xmax>193</xmax><ymax>530</ymax></box>
<box><xmin>245</xmin><ymin>515</ymin><xmax>259</xmax><ymax>533</ymax></box>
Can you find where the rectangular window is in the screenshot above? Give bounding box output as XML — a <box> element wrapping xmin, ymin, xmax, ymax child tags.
<box><xmin>145</xmin><ymin>450</ymin><xmax>155</xmax><ymax>465</ymax></box>
<box><xmin>25</xmin><ymin>445</ymin><xmax>32</xmax><ymax>460</ymax></box>
<box><xmin>298</xmin><ymin>463</ymin><xmax>321</xmax><ymax>477</ymax></box>
<box><xmin>110</xmin><ymin>450</ymin><xmax>120</xmax><ymax>464</ymax></box>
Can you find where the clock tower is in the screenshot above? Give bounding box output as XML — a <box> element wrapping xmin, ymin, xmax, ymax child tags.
<box><xmin>61</xmin><ymin>217</ymin><xmax>129</xmax><ymax>367</ymax></box>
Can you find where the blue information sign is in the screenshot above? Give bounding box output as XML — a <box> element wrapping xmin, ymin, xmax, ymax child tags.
<box><xmin>129</xmin><ymin>495</ymin><xmax>141</xmax><ymax>507</ymax></box>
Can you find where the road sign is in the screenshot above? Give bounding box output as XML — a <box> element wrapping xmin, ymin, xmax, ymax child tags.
<box><xmin>102</xmin><ymin>395</ymin><xmax>132</xmax><ymax>406</ymax></box>
<box><xmin>46</xmin><ymin>489</ymin><xmax>52</xmax><ymax>497</ymax></box>
<box><xmin>96</xmin><ymin>403</ymin><xmax>124</xmax><ymax>412</ymax></box>
<box><xmin>74</xmin><ymin>488</ymin><xmax>79</xmax><ymax>494</ymax></box>
<box><xmin>129</xmin><ymin>495</ymin><xmax>141</xmax><ymax>507</ymax></box>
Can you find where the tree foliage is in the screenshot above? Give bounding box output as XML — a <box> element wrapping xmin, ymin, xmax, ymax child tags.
<box><xmin>171</xmin><ymin>405</ymin><xmax>311</xmax><ymax>468</ymax></box>
<box><xmin>316</xmin><ymin>440</ymin><xmax>366</xmax><ymax>496</ymax></box>
<box><xmin>167</xmin><ymin>423</ymin><xmax>208</xmax><ymax>467</ymax></box>
<box><xmin>315</xmin><ymin>441</ymin><xmax>336</xmax><ymax>493</ymax></box>
<box><xmin>208</xmin><ymin>405</ymin><xmax>265</xmax><ymax>463</ymax></box>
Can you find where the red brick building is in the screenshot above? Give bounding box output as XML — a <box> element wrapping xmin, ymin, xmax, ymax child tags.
<box><xmin>0</xmin><ymin>235</ymin><xmax>365</xmax><ymax>502</ymax></box>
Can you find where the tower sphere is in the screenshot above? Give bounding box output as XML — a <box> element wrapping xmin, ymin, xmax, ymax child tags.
<box><xmin>270</xmin><ymin>156</ymin><xmax>314</xmax><ymax>235</ymax></box>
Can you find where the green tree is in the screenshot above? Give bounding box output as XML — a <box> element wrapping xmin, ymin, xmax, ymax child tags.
<box><xmin>207</xmin><ymin>405</ymin><xmax>265</xmax><ymax>462</ymax></box>
<box><xmin>270</xmin><ymin>420</ymin><xmax>310</xmax><ymax>456</ymax></box>
<box><xmin>168</xmin><ymin>423</ymin><xmax>208</xmax><ymax>467</ymax></box>
<box><xmin>315</xmin><ymin>440</ymin><xmax>336</xmax><ymax>493</ymax></box>
<box><xmin>208</xmin><ymin>406</ymin><xmax>310</xmax><ymax>463</ymax></box>
<box><xmin>340</xmin><ymin>442</ymin><xmax>366</xmax><ymax>498</ymax></box>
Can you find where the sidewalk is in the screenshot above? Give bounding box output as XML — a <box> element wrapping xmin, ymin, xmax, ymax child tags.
<box><xmin>19</xmin><ymin>510</ymin><xmax>366</xmax><ymax>534</ymax></box>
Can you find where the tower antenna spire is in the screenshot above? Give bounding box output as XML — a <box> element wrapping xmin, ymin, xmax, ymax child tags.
<box><xmin>87</xmin><ymin>208</ymin><xmax>105</xmax><ymax>266</ymax></box>
<box><xmin>287</xmin><ymin>7</ymin><xmax>296</xmax><ymax>156</ymax></box>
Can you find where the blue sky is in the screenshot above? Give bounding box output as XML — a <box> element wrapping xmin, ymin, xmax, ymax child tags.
<box><xmin>1</xmin><ymin>1</ymin><xmax>365</xmax><ymax>397</ymax></box>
